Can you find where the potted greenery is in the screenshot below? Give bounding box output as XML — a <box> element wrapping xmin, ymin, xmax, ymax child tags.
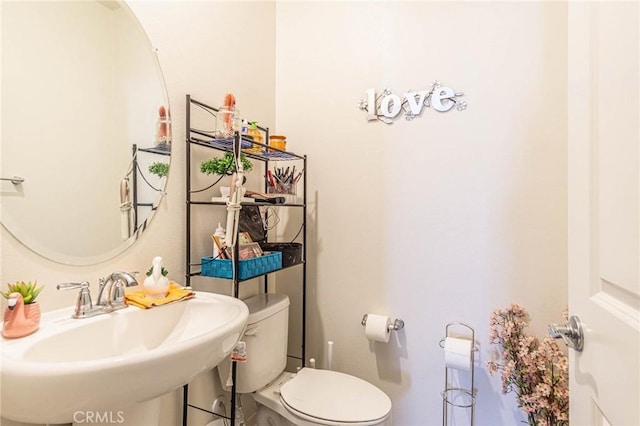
<box><xmin>2</xmin><ymin>281</ymin><xmax>44</xmax><ymax>338</ymax></box>
<box><xmin>200</xmin><ymin>151</ymin><xmax>253</xmax><ymax>176</ymax></box>
<box><xmin>148</xmin><ymin>161</ymin><xmax>169</xmax><ymax>178</ymax></box>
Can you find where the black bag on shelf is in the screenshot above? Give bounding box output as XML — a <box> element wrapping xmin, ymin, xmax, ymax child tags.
<box><xmin>238</xmin><ymin>205</ymin><xmax>302</xmax><ymax>267</ymax></box>
<box><xmin>238</xmin><ymin>205</ymin><xmax>267</xmax><ymax>243</ymax></box>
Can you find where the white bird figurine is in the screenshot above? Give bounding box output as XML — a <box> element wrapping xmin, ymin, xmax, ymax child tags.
<box><xmin>143</xmin><ymin>256</ymin><xmax>170</xmax><ymax>298</ymax></box>
<box><xmin>3</xmin><ymin>293</ymin><xmax>41</xmax><ymax>338</ymax></box>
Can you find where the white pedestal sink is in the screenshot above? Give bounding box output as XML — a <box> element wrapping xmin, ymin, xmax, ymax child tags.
<box><xmin>0</xmin><ymin>291</ymin><xmax>249</xmax><ymax>424</ymax></box>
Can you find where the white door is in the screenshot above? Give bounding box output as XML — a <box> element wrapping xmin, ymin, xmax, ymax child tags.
<box><xmin>567</xmin><ymin>2</ymin><xmax>639</xmax><ymax>425</ymax></box>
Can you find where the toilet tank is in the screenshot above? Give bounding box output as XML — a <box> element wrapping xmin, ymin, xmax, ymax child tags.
<box><xmin>218</xmin><ymin>293</ymin><xmax>289</xmax><ymax>393</ymax></box>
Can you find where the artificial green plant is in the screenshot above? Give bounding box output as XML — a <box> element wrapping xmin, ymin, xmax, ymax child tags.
<box><xmin>148</xmin><ymin>162</ymin><xmax>169</xmax><ymax>178</ymax></box>
<box><xmin>1</xmin><ymin>281</ymin><xmax>44</xmax><ymax>304</ymax></box>
<box><xmin>200</xmin><ymin>151</ymin><xmax>253</xmax><ymax>176</ymax></box>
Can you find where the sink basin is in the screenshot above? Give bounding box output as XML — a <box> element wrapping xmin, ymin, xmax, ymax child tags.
<box><xmin>1</xmin><ymin>291</ymin><xmax>249</xmax><ymax>424</ymax></box>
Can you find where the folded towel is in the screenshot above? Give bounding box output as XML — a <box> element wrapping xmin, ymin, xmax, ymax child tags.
<box><xmin>125</xmin><ymin>282</ymin><xmax>194</xmax><ymax>309</ymax></box>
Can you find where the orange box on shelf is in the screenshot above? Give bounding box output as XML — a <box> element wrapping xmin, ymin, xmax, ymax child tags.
<box><xmin>268</xmin><ymin>135</ymin><xmax>287</xmax><ymax>152</ymax></box>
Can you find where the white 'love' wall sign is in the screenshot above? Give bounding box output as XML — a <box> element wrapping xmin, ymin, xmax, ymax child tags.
<box><xmin>358</xmin><ymin>80</ymin><xmax>467</xmax><ymax>124</ymax></box>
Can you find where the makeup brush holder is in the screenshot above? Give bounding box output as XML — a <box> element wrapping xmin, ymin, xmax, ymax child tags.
<box><xmin>267</xmin><ymin>182</ymin><xmax>297</xmax><ymax>196</ymax></box>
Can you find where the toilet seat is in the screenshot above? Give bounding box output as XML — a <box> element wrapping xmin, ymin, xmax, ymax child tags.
<box><xmin>279</xmin><ymin>368</ymin><xmax>392</xmax><ymax>425</ymax></box>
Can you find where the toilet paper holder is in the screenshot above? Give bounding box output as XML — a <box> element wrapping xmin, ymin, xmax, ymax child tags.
<box><xmin>440</xmin><ymin>322</ymin><xmax>477</xmax><ymax>426</ymax></box>
<box><xmin>361</xmin><ymin>314</ymin><xmax>405</xmax><ymax>331</ymax></box>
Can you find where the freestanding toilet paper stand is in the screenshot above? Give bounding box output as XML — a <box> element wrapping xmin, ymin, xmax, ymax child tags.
<box><xmin>439</xmin><ymin>322</ymin><xmax>477</xmax><ymax>426</ymax></box>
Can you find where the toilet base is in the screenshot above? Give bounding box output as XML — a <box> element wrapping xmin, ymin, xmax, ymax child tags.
<box><xmin>256</xmin><ymin>405</ymin><xmax>296</xmax><ymax>426</ymax></box>
<box><xmin>252</xmin><ymin>372</ymin><xmax>392</xmax><ymax>426</ymax></box>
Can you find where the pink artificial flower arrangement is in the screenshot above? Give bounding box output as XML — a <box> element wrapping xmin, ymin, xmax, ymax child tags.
<box><xmin>487</xmin><ymin>304</ymin><xmax>569</xmax><ymax>426</ymax></box>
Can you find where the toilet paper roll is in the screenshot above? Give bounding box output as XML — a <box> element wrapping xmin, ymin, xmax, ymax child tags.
<box><xmin>365</xmin><ymin>314</ymin><xmax>392</xmax><ymax>343</ymax></box>
<box><xmin>444</xmin><ymin>337</ymin><xmax>473</xmax><ymax>371</ymax></box>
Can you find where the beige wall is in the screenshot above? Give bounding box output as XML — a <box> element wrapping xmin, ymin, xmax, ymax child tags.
<box><xmin>1</xmin><ymin>1</ymin><xmax>567</xmax><ymax>426</ymax></box>
<box><xmin>275</xmin><ymin>2</ymin><xmax>567</xmax><ymax>425</ymax></box>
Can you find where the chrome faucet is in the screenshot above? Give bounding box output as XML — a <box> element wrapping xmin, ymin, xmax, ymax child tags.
<box><xmin>96</xmin><ymin>271</ymin><xmax>138</xmax><ymax>310</ymax></box>
<box><xmin>58</xmin><ymin>272</ymin><xmax>138</xmax><ymax>319</ymax></box>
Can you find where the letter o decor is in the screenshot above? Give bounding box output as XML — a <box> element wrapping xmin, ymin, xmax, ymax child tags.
<box><xmin>358</xmin><ymin>80</ymin><xmax>467</xmax><ymax>124</ymax></box>
<box><xmin>380</xmin><ymin>93</ymin><xmax>402</xmax><ymax>118</ymax></box>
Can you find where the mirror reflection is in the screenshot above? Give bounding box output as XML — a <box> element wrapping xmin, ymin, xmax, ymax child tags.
<box><xmin>1</xmin><ymin>0</ymin><xmax>170</xmax><ymax>265</ymax></box>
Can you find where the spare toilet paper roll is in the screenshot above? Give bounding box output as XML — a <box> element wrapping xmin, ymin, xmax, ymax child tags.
<box><xmin>444</xmin><ymin>337</ymin><xmax>473</xmax><ymax>371</ymax></box>
<box><xmin>365</xmin><ymin>314</ymin><xmax>392</xmax><ymax>343</ymax></box>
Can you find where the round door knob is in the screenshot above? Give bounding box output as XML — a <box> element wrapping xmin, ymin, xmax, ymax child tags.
<box><xmin>548</xmin><ymin>315</ymin><xmax>584</xmax><ymax>352</ymax></box>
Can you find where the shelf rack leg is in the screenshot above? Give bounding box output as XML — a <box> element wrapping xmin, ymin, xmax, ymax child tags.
<box><xmin>182</xmin><ymin>384</ymin><xmax>188</xmax><ymax>426</ymax></box>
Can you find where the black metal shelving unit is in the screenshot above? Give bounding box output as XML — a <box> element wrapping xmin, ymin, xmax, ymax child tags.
<box><xmin>130</xmin><ymin>144</ymin><xmax>170</xmax><ymax>234</ymax></box>
<box><xmin>183</xmin><ymin>95</ymin><xmax>307</xmax><ymax>426</ymax></box>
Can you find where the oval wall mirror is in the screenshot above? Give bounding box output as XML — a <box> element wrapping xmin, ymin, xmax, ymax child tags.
<box><xmin>1</xmin><ymin>0</ymin><xmax>170</xmax><ymax>265</ymax></box>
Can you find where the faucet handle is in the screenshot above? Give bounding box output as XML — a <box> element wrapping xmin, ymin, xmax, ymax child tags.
<box><xmin>57</xmin><ymin>281</ymin><xmax>90</xmax><ymax>291</ymax></box>
<box><xmin>112</xmin><ymin>272</ymin><xmax>138</xmax><ymax>306</ymax></box>
<box><xmin>57</xmin><ymin>281</ymin><xmax>94</xmax><ymax>319</ymax></box>
<box><xmin>111</xmin><ymin>281</ymin><xmax>128</xmax><ymax>307</ymax></box>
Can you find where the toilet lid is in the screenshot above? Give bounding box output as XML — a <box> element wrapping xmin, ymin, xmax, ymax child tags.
<box><xmin>279</xmin><ymin>368</ymin><xmax>391</xmax><ymax>424</ymax></box>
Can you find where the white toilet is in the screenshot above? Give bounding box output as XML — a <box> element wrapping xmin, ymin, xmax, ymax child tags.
<box><xmin>219</xmin><ymin>293</ymin><xmax>392</xmax><ymax>426</ymax></box>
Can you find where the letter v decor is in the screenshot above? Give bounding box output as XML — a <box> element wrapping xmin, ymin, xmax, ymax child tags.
<box><xmin>358</xmin><ymin>80</ymin><xmax>467</xmax><ymax>124</ymax></box>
